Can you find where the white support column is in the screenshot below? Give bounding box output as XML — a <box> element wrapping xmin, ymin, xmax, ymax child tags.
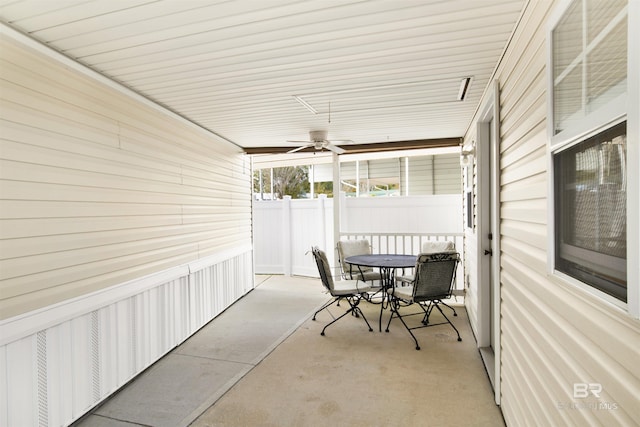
<box><xmin>355</xmin><ymin>160</ymin><xmax>360</xmax><ymax>197</ymax></box>
<box><xmin>332</xmin><ymin>153</ymin><xmax>341</xmax><ymax>278</ymax></box>
<box><xmin>270</xmin><ymin>168</ymin><xmax>274</xmax><ymax>200</ymax></box>
<box><xmin>405</xmin><ymin>157</ymin><xmax>410</xmax><ymax>196</ymax></box>
<box><xmin>309</xmin><ymin>164</ymin><xmax>315</xmax><ymax>199</ymax></box>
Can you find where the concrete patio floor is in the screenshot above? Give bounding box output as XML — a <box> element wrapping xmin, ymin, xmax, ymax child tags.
<box><xmin>73</xmin><ymin>275</ymin><xmax>503</xmax><ymax>427</ymax></box>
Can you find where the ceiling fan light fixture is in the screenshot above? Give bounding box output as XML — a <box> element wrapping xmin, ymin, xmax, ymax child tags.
<box><xmin>309</xmin><ymin>130</ymin><xmax>328</xmax><ymax>141</ymax></box>
<box><xmin>293</xmin><ymin>95</ymin><xmax>318</xmax><ymax>114</ymax></box>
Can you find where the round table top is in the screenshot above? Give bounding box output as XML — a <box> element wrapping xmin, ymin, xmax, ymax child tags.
<box><xmin>345</xmin><ymin>253</ymin><xmax>417</xmax><ymax>269</ymax></box>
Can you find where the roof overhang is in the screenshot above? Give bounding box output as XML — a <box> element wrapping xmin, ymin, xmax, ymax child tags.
<box><xmin>244</xmin><ymin>137</ymin><xmax>462</xmax><ymax>155</ymax></box>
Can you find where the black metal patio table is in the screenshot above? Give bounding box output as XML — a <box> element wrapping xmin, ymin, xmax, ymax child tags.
<box><xmin>345</xmin><ymin>254</ymin><xmax>417</xmax><ymax>332</ymax></box>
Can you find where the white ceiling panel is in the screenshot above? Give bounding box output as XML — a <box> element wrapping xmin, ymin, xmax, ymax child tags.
<box><xmin>0</xmin><ymin>0</ymin><xmax>526</xmax><ymax>152</ymax></box>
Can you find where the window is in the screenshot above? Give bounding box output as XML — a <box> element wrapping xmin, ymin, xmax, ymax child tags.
<box><xmin>551</xmin><ymin>0</ymin><xmax>628</xmax><ymax>137</ymax></box>
<box><xmin>549</xmin><ymin>0</ymin><xmax>628</xmax><ymax>302</ymax></box>
<box><xmin>554</xmin><ymin>121</ymin><xmax>627</xmax><ymax>301</ymax></box>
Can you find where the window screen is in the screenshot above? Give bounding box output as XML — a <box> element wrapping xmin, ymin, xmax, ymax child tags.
<box><xmin>554</xmin><ymin>121</ymin><xmax>627</xmax><ymax>301</ymax></box>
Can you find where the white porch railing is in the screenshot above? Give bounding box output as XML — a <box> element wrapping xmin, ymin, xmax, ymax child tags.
<box><xmin>339</xmin><ymin>232</ymin><xmax>465</xmax><ymax>292</ymax></box>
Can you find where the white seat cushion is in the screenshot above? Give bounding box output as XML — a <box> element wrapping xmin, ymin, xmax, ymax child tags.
<box><xmin>331</xmin><ymin>279</ymin><xmax>372</xmax><ymax>296</ymax></box>
<box><xmin>387</xmin><ymin>285</ymin><xmax>414</xmax><ymax>302</ymax></box>
<box><xmin>396</xmin><ymin>274</ymin><xmax>414</xmax><ymax>284</ymax></box>
<box><xmin>421</xmin><ymin>240</ymin><xmax>455</xmax><ymax>253</ymax></box>
<box><xmin>358</xmin><ymin>270</ymin><xmax>382</xmax><ymax>284</ymax></box>
<box><xmin>338</xmin><ymin>240</ymin><xmax>376</xmax><ymax>273</ymax></box>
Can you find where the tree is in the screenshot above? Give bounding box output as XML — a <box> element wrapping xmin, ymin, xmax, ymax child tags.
<box><xmin>253</xmin><ymin>166</ymin><xmax>310</xmax><ymax>199</ymax></box>
<box><xmin>313</xmin><ymin>181</ymin><xmax>333</xmax><ymax>197</ymax></box>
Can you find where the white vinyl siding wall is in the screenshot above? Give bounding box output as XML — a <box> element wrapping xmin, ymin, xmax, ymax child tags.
<box><xmin>464</xmin><ymin>1</ymin><xmax>639</xmax><ymax>426</ymax></box>
<box><xmin>433</xmin><ymin>154</ymin><xmax>462</xmax><ymax>195</ymax></box>
<box><xmin>0</xmin><ymin>32</ymin><xmax>253</xmax><ymax>426</ymax></box>
<box><xmin>402</xmin><ymin>154</ymin><xmax>464</xmax><ymax>195</ymax></box>
<box><xmin>0</xmin><ymin>35</ymin><xmax>252</xmax><ymax>319</ymax></box>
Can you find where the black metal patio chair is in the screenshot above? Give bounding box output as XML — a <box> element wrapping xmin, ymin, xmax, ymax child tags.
<box><xmin>311</xmin><ymin>246</ymin><xmax>374</xmax><ymax>336</ymax></box>
<box><xmin>336</xmin><ymin>239</ymin><xmax>382</xmax><ymax>285</ymax></box>
<box><xmin>386</xmin><ymin>251</ymin><xmax>462</xmax><ymax>350</ymax></box>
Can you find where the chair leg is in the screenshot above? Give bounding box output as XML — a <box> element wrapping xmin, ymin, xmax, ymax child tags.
<box><xmin>385</xmin><ymin>299</ymin><xmax>421</xmax><ymax>350</ymax></box>
<box><xmin>313</xmin><ymin>297</ymin><xmax>340</xmax><ymax>321</ymax></box>
<box><xmin>433</xmin><ymin>303</ymin><xmax>462</xmax><ymax>341</ymax></box>
<box><xmin>420</xmin><ymin>300</ymin><xmax>457</xmax><ymax>324</ymax></box>
<box><xmin>351</xmin><ymin>302</ymin><xmax>373</xmax><ymax>332</ymax></box>
<box><xmin>321</xmin><ymin>296</ymin><xmax>373</xmax><ymax>335</ymax></box>
<box><xmin>420</xmin><ymin>301</ymin><xmax>434</xmax><ymax>324</ymax></box>
<box><xmin>387</xmin><ymin>299</ymin><xmax>461</xmax><ymax>350</ymax></box>
<box><xmin>440</xmin><ymin>301</ymin><xmax>458</xmax><ymax>317</ymax></box>
<box><xmin>321</xmin><ymin>308</ymin><xmax>354</xmax><ymax>336</ymax></box>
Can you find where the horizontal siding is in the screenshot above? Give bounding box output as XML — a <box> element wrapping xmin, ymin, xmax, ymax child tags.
<box><xmin>0</xmin><ymin>35</ymin><xmax>252</xmax><ymax>319</ymax></box>
<box><xmin>292</xmin><ymin>154</ymin><xmax>462</xmax><ymax>195</ymax></box>
<box><xmin>337</xmin><ymin>161</ymin><xmax>368</xmax><ymax>181</ymax></box>
<box><xmin>433</xmin><ymin>153</ymin><xmax>462</xmax><ymax>194</ymax></box>
<box><xmin>368</xmin><ymin>158</ymin><xmax>399</xmax><ymax>179</ymax></box>
<box><xmin>404</xmin><ymin>154</ymin><xmax>461</xmax><ymax>195</ymax></box>
<box><xmin>465</xmin><ymin>0</ymin><xmax>640</xmax><ymax>426</ymax></box>
<box><xmin>406</xmin><ymin>155</ymin><xmax>433</xmax><ymax>194</ymax></box>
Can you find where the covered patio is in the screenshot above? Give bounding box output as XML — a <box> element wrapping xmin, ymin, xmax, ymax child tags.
<box><xmin>74</xmin><ymin>275</ymin><xmax>501</xmax><ymax>427</ymax></box>
<box><xmin>1</xmin><ymin>1</ymin><xmax>637</xmax><ymax>426</ymax></box>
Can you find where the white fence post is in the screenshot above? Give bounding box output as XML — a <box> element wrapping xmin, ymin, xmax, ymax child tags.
<box><xmin>319</xmin><ymin>194</ymin><xmax>327</xmax><ymax>250</ymax></box>
<box><xmin>283</xmin><ymin>195</ymin><xmax>292</xmax><ymax>276</ymax></box>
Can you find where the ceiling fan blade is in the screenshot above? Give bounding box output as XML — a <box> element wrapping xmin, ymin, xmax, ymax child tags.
<box><xmin>287</xmin><ymin>143</ymin><xmax>313</xmax><ymax>154</ymax></box>
<box><xmin>326</xmin><ymin>144</ymin><xmax>346</xmax><ymax>155</ymax></box>
<box><xmin>327</xmin><ymin>139</ymin><xmax>354</xmax><ymax>145</ymax></box>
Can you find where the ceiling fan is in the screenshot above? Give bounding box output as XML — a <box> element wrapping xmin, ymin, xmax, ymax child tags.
<box><xmin>286</xmin><ymin>130</ymin><xmax>353</xmax><ymax>154</ymax></box>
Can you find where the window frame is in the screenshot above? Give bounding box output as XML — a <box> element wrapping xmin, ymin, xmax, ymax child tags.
<box><xmin>546</xmin><ymin>0</ymin><xmax>638</xmax><ymax>316</ymax></box>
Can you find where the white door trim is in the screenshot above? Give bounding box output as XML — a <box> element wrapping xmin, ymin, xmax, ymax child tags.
<box><xmin>476</xmin><ymin>80</ymin><xmax>502</xmax><ymax>405</ymax></box>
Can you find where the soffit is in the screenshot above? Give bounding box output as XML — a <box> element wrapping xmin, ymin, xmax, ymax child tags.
<box><xmin>0</xmin><ymin>0</ymin><xmax>526</xmax><ymax>152</ymax></box>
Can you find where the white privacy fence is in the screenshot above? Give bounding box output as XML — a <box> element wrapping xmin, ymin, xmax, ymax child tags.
<box><xmin>253</xmin><ymin>194</ymin><xmax>465</xmax><ymax>290</ymax></box>
<box><xmin>253</xmin><ymin>195</ymin><xmax>334</xmax><ymax>277</ymax></box>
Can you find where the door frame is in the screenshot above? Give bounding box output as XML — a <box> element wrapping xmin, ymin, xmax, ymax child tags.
<box><xmin>476</xmin><ymin>80</ymin><xmax>502</xmax><ymax>405</ymax></box>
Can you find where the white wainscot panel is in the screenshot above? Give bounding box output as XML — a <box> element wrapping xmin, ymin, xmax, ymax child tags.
<box><xmin>0</xmin><ymin>248</ymin><xmax>253</xmax><ymax>427</ymax></box>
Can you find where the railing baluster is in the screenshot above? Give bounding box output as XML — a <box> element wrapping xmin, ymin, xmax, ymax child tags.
<box><xmin>339</xmin><ymin>231</ymin><xmax>464</xmax><ymax>291</ymax></box>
